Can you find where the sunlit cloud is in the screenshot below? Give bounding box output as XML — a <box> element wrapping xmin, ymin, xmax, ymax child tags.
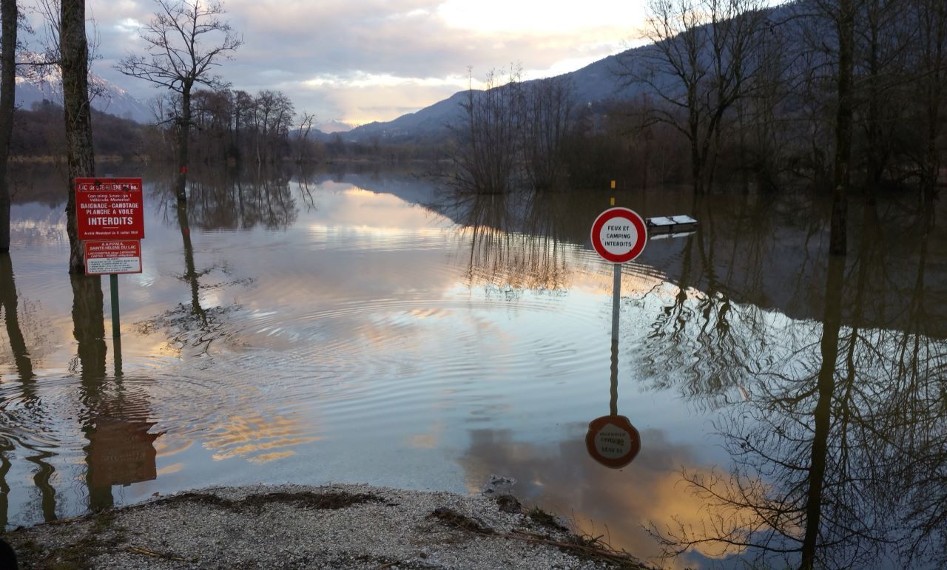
<box><xmin>59</xmin><ymin>0</ymin><xmax>653</xmax><ymax>124</ymax></box>
<box><xmin>204</xmin><ymin>413</ymin><xmax>321</xmax><ymax>464</ymax></box>
<box><xmin>114</xmin><ymin>18</ymin><xmax>144</xmax><ymax>36</ymax></box>
<box><xmin>458</xmin><ymin>427</ymin><xmax>762</xmax><ymax>567</ymax></box>
<box><xmin>436</xmin><ymin>0</ymin><xmax>646</xmax><ymax>34</ymax></box>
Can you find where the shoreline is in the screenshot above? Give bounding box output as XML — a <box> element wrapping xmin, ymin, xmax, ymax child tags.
<box><xmin>3</xmin><ymin>483</ymin><xmax>651</xmax><ymax>569</ymax></box>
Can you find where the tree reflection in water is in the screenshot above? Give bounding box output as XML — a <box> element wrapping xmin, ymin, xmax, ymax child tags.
<box><xmin>138</xmin><ymin>173</ymin><xmax>260</xmax><ymax>356</ymax></box>
<box><xmin>435</xmin><ymin>183</ymin><xmax>596</xmax><ymax>293</ymax></box>
<box><xmin>1</xmin><ymin>254</ymin><xmax>37</xmax><ymax>527</ymax></box>
<box><xmin>644</xmin><ymin>199</ymin><xmax>947</xmax><ymax>569</ymax></box>
<box><xmin>71</xmin><ymin>261</ymin><xmax>162</xmax><ymax>517</ymax></box>
<box><xmin>184</xmin><ymin>167</ymin><xmax>297</xmax><ymax>231</ymax></box>
<box><xmin>0</xmin><ymin>254</ymin><xmax>59</xmax><ymax>526</ymax></box>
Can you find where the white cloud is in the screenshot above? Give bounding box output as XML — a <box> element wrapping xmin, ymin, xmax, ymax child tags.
<box><xmin>28</xmin><ymin>0</ymin><xmax>650</xmax><ymax>124</ymax></box>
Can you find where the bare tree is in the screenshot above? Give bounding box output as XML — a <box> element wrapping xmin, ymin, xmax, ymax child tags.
<box><xmin>621</xmin><ymin>0</ymin><xmax>769</xmax><ymax>194</ymax></box>
<box><xmin>251</xmin><ymin>89</ymin><xmax>294</xmax><ymax>164</ymax></box>
<box><xmin>0</xmin><ymin>0</ymin><xmax>17</xmax><ymax>254</ymax></box>
<box><xmin>117</xmin><ymin>0</ymin><xmax>241</xmax><ymax>202</ymax></box>
<box><xmin>910</xmin><ymin>0</ymin><xmax>947</xmax><ymax>203</ymax></box>
<box><xmin>829</xmin><ymin>0</ymin><xmax>855</xmax><ymax>256</ymax></box>
<box><xmin>453</xmin><ymin>66</ymin><xmax>524</xmax><ymax>195</ymax></box>
<box><xmin>294</xmin><ymin>110</ymin><xmax>316</xmax><ymax>161</ymax></box>
<box><xmin>519</xmin><ymin>76</ymin><xmax>576</xmax><ymax>191</ymax></box>
<box><xmin>61</xmin><ymin>0</ymin><xmax>95</xmax><ymax>273</ymax></box>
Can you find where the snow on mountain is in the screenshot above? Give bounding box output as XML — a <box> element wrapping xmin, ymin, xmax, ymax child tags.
<box><xmin>14</xmin><ymin>57</ymin><xmax>153</xmax><ymax>123</ymax></box>
<box><xmin>315</xmin><ymin>119</ymin><xmax>354</xmax><ymax>133</ymax></box>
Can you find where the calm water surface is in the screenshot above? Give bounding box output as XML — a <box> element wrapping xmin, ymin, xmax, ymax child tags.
<box><xmin>1</xmin><ymin>167</ymin><xmax>945</xmax><ymax>569</ymax></box>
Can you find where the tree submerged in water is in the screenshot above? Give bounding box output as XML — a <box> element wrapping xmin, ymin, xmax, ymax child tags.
<box><xmin>118</xmin><ymin>0</ymin><xmax>242</xmax><ymax>202</ymax></box>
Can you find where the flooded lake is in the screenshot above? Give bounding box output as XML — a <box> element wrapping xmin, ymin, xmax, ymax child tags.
<box><xmin>1</xmin><ymin>165</ymin><xmax>945</xmax><ymax>569</ymax></box>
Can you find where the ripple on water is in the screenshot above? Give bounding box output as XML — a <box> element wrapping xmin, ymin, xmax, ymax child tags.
<box><xmin>112</xmin><ymin>284</ymin><xmax>605</xmax><ymax>441</ymax></box>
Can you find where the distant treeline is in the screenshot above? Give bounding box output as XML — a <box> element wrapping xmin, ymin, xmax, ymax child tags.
<box><xmin>12</xmin><ymin>100</ymin><xmax>147</xmax><ymax>160</ymax></box>
<box><xmin>445</xmin><ymin>0</ymin><xmax>947</xmax><ymax>197</ymax></box>
<box><xmin>13</xmin><ymin>0</ymin><xmax>947</xmax><ymax>202</ymax></box>
<box><xmin>9</xmin><ymin>91</ymin><xmax>385</xmax><ymax>165</ymax></box>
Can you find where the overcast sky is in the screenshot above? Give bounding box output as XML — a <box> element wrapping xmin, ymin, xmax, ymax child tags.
<box><xmin>20</xmin><ymin>0</ymin><xmax>658</xmax><ymax>127</ymax></box>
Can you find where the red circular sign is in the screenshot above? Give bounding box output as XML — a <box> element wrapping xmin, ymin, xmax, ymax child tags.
<box><xmin>585</xmin><ymin>415</ymin><xmax>641</xmax><ymax>469</ymax></box>
<box><xmin>590</xmin><ymin>207</ymin><xmax>647</xmax><ymax>263</ymax></box>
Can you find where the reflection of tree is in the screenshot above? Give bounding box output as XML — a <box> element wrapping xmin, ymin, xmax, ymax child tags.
<box><xmin>637</xmin><ymin>191</ymin><xmax>787</xmax><ymax>409</ymax></box>
<box><xmin>649</xmin><ymin>201</ymin><xmax>947</xmax><ymax>568</ymax></box>
<box><xmin>438</xmin><ymin>186</ymin><xmax>590</xmax><ymax>292</ymax></box>
<box><xmin>139</xmin><ymin>180</ymin><xmax>247</xmax><ymax>356</ymax></box>
<box><xmin>0</xmin><ymin>254</ymin><xmax>34</xmax><ymax>383</ymax></box>
<box><xmin>181</xmin><ymin>167</ymin><xmax>297</xmax><ymax>230</ymax></box>
<box><xmin>71</xmin><ymin>274</ymin><xmax>113</xmax><ymax>511</ymax></box>
<box><xmin>71</xmin><ymin>275</ymin><xmax>162</xmax><ymax>512</ymax></box>
<box><xmin>884</xmin><ymin>205</ymin><xmax>947</xmax><ymax>567</ymax></box>
<box><xmin>0</xmin><ymin>254</ymin><xmax>58</xmax><ymax>525</ymax></box>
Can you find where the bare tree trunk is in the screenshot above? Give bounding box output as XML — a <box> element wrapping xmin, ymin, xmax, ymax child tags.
<box><xmin>0</xmin><ymin>0</ymin><xmax>16</xmax><ymax>254</ymax></box>
<box><xmin>631</xmin><ymin>0</ymin><xmax>766</xmax><ymax>196</ymax></box>
<box><xmin>0</xmin><ymin>254</ymin><xmax>33</xmax><ymax>381</ymax></box>
<box><xmin>176</xmin><ymin>86</ymin><xmax>192</xmax><ymax>202</ymax></box>
<box><xmin>800</xmin><ymin>254</ymin><xmax>844</xmax><ymax>569</ymax></box>
<box><xmin>61</xmin><ymin>0</ymin><xmax>96</xmax><ymax>273</ymax></box>
<box><xmin>918</xmin><ymin>0</ymin><xmax>946</xmax><ymax>203</ymax></box>
<box><xmin>831</xmin><ymin>0</ymin><xmax>854</xmax><ymax>257</ymax></box>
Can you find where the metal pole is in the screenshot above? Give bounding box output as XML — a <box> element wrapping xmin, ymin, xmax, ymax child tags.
<box><xmin>609</xmin><ymin>337</ymin><xmax>619</xmax><ymax>416</ymax></box>
<box><xmin>611</xmin><ymin>263</ymin><xmax>621</xmax><ymax>342</ymax></box>
<box><xmin>109</xmin><ymin>273</ymin><xmax>120</xmax><ymax>338</ymax></box>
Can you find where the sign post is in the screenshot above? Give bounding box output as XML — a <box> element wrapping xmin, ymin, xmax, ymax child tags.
<box><xmin>75</xmin><ymin>177</ymin><xmax>145</xmax><ymax>340</ymax></box>
<box><xmin>586</xmin><ymin>413</ymin><xmax>641</xmax><ymax>468</ymax></box>
<box><xmin>590</xmin><ymin>207</ymin><xmax>647</xmax><ymax>341</ymax></box>
<box><xmin>585</xmin><ymin>205</ymin><xmax>647</xmax><ymax>469</ymax></box>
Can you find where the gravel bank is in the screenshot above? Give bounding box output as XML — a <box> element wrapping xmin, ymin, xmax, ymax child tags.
<box><xmin>2</xmin><ymin>484</ymin><xmax>650</xmax><ymax>569</ymax></box>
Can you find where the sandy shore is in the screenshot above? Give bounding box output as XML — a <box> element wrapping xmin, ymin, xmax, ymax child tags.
<box><xmin>2</xmin><ymin>484</ymin><xmax>650</xmax><ymax>569</ymax></box>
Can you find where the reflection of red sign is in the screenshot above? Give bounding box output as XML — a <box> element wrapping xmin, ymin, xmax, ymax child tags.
<box><xmin>84</xmin><ymin>240</ymin><xmax>142</xmax><ymax>275</ymax></box>
<box><xmin>586</xmin><ymin>415</ymin><xmax>641</xmax><ymax>468</ymax></box>
<box><xmin>590</xmin><ymin>207</ymin><xmax>647</xmax><ymax>263</ymax></box>
<box><xmin>76</xmin><ymin>177</ymin><xmax>145</xmax><ymax>240</ymax></box>
<box><xmin>88</xmin><ymin>418</ymin><xmax>161</xmax><ymax>487</ymax></box>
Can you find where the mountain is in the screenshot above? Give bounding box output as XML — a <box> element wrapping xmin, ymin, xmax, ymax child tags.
<box><xmin>15</xmin><ymin>59</ymin><xmax>153</xmax><ymax>123</ymax></box>
<box><xmin>344</xmin><ymin>91</ymin><xmax>470</xmax><ymax>143</ymax></box>
<box><xmin>342</xmin><ymin>47</ymin><xmax>655</xmax><ymax>145</ymax></box>
<box><xmin>316</xmin><ymin>119</ymin><xmax>354</xmax><ymax>133</ymax></box>
<box><xmin>343</xmin><ymin>2</ymin><xmax>801</xmax><ymax>146</ymax></box>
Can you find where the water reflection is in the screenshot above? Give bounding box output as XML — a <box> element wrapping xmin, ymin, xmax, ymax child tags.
<box><xmin>2</xmin><ymin>166</ymin><xmax>946</xmax><ymax>569</ymax></box>
<box><xmin>184</xmin><ymin>168</ymin><xmax>297</xmax><ymax>231</ymax></box>
<box><xmin>140</xmin><ymin>181</ymin><xmax>247</xmax><ymax>356</ymax></box>
<box><xmin>585</xmin><ymin>337</ymin><xmax>641</xmax><ymax>469</ymax></box>
<box><xmin>71</xmin><ymin>274</ymin><xmax>162</xmax><ymax>512</ymax></box>
<box><xmin>436</xmin><ymin>184</ymin><xmax>608</xmax><ymax>292</ymax></box>
<box><xmin>0</xmin><ymin>254</ymin><xmax>54</xmax><ymax>526</ymax></box>
<box><xmin>642</xmin><ymin>198</ymin><xmax>947</xmax><ymax>568</ymax></box>
<box><xmin>0</xmin><ymin>255</ymin><xmax>34</xmax><ymax>383</ymax></box>
<box><xmin>458</xmin><ymin>427</ymin><xmax>730</xmax><ymax>569</ymax></box>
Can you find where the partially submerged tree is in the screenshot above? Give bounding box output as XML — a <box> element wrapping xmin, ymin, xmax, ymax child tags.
<box><xmin>620</xmin><ymin>0</ymin><xmax>770</xmax><ymax>194</ymax></box>
<box><xmin>519</xmin><ymin>76</ymin><xmax>576</xmax><ymax>191</ymax></box>
<box><xmin>117</xmin><ymin>0</ymin><xmax>241</xmax><ymax>201</ymax></box>
<box><xmin>454</xmin><ymin>67</ymin><xmax>523</xmax><ymax>195</ymax></box>
<box><xmin>61</xmin><ymin>0</ymin><xmax>96</xmax><ymax>273</ymax></box>
<box><xmin>0</xmin><ymin>0</ymin><xmax>17</xmax><ymax>254</ymax></box>
<box><xmin>828</xmin><ymin>0</ymin><xmax>855</xmax><ymax>257</ymax></box>
<box><xmin>452</xmin><ymin>67</ymin><xmax>577</xmax><ymax>194</ymax></box>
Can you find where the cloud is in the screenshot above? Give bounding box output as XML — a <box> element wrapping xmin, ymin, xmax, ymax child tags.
<box><xmin>458</xmin><ymin>426</ymin><xmax>760</xmax><ymax>568</ymax></box>
<box><xmin>38</xmin><ymin>0</ymin><xmax>646</xmax><ymax>123</ymax></box>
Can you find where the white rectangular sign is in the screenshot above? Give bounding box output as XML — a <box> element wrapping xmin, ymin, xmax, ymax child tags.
<box><xmin>84</xmin><ymin>240</ymin><xmax>142</xmax><ymax>275</ymax></box>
